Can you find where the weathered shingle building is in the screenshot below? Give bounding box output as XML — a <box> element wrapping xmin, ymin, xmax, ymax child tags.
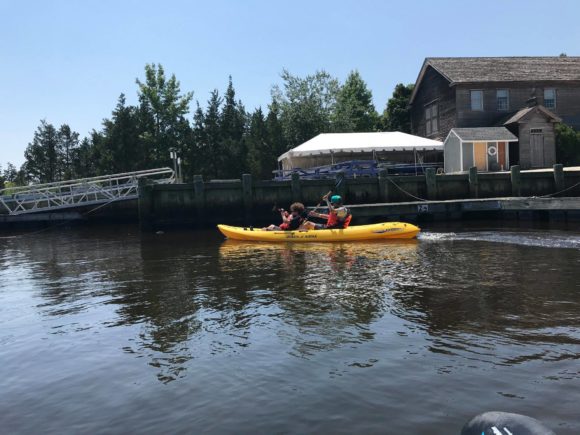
<box><xmin>410</xmin><ymin>56</ymin><xmax>580</xmax><ymax>169</ymax></box>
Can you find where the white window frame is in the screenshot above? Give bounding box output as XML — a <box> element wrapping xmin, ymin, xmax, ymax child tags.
<box><xmin>544</xmin><ymin>88</ymin><xmax>556</xmax><ymax>109</ymax></box>
<box><xmin>496</xmin><ymin>89</ymin><xmax>509</xmax><ymax>111</ymax></box>
<box><xmin>470</xmin><ymin>90</ymin><xmax>483</xmax><ymax>111</ymax></box>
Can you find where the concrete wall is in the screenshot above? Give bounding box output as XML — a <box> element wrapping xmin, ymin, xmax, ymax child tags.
<box><xmin>138</xmin><ymin>167</ymin><xmax>580</xmax><ymax>229</ymax></box>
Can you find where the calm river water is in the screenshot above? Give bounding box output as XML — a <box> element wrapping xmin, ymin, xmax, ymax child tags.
<box><xmin>1</xmin><ymin>222</ymin><xmax>580</xmax><ymax>434</ymax></box>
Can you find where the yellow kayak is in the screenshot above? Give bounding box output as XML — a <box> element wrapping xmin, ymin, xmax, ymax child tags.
<box><xmin>217</xmin><ymin>222</ymin><xmax>420</xmax><ymax>242</ymax></box>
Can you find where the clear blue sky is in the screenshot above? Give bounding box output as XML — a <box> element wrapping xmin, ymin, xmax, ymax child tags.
<box><xmin>1</xmin><ymin>0</ymin><xmax>579</xmax><ymax>169</ymax></box>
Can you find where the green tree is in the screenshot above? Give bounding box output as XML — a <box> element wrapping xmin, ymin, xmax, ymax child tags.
<box><xmin>245</xmin><ymin>107</ymin><xmax>269</xmax><ymax>178</ymax></box>
<box><xmin>265</xmin><ymin>99</ymin><xmax>286</xmax><ymax>177</ymax></box>
<box><xmin>23</xmin><ymin>120</ymin><xmax>60</xmax><ymax>182</ymax></box>
<box><xmin>187</xmin><ymin>102</ymin><xmax>207</xmax><ymax>177</ymax></box>
<box><xmin>556</xmin><ymin>123</ymin><xmax>580</xmax><ymax>165</ymax></box>
<box><xmin>382</xmin><ymin>83</ymin><xmax>414</xmax><ymax>132</ymax></box>
<box><xmin>136</xmin><ymin>63</ymin><xmax>193</xmax><ymax>167</ymax></box>
<box><xmin>333</xmin><ymin>70</ymin><xmax>379</xmax><ymax>132</ymax></box>
<box><xmin>204</xmin><ymin>90</ymin><xmax>223</xmax><ymax>178</ymax></box>
<box><xmin>3</xmin><ymin>162</ymin><xmax>18</xmax><ymax>183</ymax></box>
<box><xmin>72</xmin><ymin>137</ymin><xmax>97</xmax><ymax>178</ymax></box>
<box><xmin>220</xmin><ymin>77</ymin><xmax>247</xmax><ymax>177</ymax></box>
<box><xmin>98</xmin><ymin>94</ymin><xmax>144</xmax><ymax>173</ymax></box>
<box><xmin>272</xmin><ymin>69</ymin><xmax>340</xmax><ymax>148</ymax></box>
<box><xmin>57</xmin><ymin>124</ymin><xmax>80</xmax><ymax>180</ymax></box>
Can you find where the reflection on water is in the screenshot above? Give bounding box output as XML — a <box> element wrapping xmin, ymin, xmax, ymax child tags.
<box><xmin>1</xmin><ymin>224</ymin><xmax>580</xmax><ymax>434</ymax></box>
<box><xmin>218</xmin><ymin>240</ymin><xmax>419</xmax><ymax>358</ymax></box>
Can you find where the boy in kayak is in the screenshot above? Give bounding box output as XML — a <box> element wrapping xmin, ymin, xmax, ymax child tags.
<box><xmin>303</xmin><ymin>194</ymin><xmax>351</xmax><ymax>230</ymax></box>
<box><xmin>264</xmin><ymin>202</ymin><xmax>306</xmax><ymax>231</ymax></box>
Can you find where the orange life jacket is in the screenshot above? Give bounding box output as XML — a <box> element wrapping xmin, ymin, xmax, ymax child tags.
<box><xmin>326</xmin><ymin>207</ymin><xmax>351</xmax><ymax>229</ymax></box>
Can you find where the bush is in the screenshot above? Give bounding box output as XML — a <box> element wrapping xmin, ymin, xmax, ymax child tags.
<box><xmin>556</xmin><ymin>123</ymin><xmax>580</xmax><ymax>166</ymax></box>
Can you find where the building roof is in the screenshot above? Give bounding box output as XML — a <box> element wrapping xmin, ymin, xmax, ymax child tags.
<box><xmin>449</xmin><ymin>127</ymin><xmax>518</xmax><ymax>142</ymax></box>
<box><xmin>503</xmin><ymin>105</ymin><xmax>562</xmax><ymax>125</ymax></box>
<box><xmin>278</xmin><ymin>132</ymin><xmax>442</xmax><ymax>162</ymax></box>
<box><xmin>410</xmin><ymin>56</ymin><xmax>580</xmax><ymax>104</ymax></box>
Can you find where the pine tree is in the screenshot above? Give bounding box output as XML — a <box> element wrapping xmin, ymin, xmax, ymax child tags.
<box><xmin>3</xmin><ymin>163</ymin><xmax>18</xmax><ymax>183</ymax></box>
<box><xmin>187</xmin><ymin>102</ymin><xmax>207</xmax><ymax>177</ymax></box>
<box><xmin>245</xmin><ymin>107</ymin><xmax>269</xmax><ymax>178</ymax></box>
<box><xmin>204</xmin><ymin>90</ymin><xmax>223</xmax><ymax>178</ymax></box>
<box><xmin>220</xmin><ymin>77</ymin><xmax>247</xmax><ymax>177</ymax></box>
<box><xmin>23</xmin><ymin>120</ymin><xmax>60</xmax><ymax>182</ymax></box>
<box><xmin>72</xmin><ymin>137</ymin><xmax>97</xmax><ymax>178</ymax></box>
<box><xmin>57</xmin><ymin>124</ymin><xmax>80</xmax><ymax>180</ymax></box>
<box><xmin>99</xmin><ymin>94</ymin><xmax>144</xmax><ymax>173</ymax></box>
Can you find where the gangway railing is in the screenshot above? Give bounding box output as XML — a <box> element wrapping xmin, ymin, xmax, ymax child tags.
<box><xmin>0</xmin><ymin>167</ymin><xmax>175</xmax><ymax>215</ymax></box>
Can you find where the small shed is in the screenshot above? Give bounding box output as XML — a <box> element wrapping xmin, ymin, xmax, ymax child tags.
<box><xmin>444</xmin><ymin>127</ymin><xmax>518</xmax><ymax>173</ymax></box>
<box><xmin>504</xmin><ymin>105</ymin><xmax>561</xmax><ymax>169</ymax></box>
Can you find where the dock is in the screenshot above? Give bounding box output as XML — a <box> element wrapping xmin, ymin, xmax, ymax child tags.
<box><xmin>349</xmin><ymin>196</ymin><xmax>580</xmax><ymax>223</ymax></box>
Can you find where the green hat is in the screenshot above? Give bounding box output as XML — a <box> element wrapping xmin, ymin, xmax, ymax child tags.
<box><xmin>330</xmin><ymin>195</ymin><xmax>342</xmax><ymax>204</ymax></box>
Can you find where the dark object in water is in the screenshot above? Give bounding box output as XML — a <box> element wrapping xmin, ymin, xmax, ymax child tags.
<box><xmin>461</xmin><ymin>411</ymin><xmax>555</xmax><ymax>435</ymax></box>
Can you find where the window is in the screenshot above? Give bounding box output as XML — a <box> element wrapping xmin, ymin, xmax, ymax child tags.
<box><xmin>497</xmin><ymin>89</ymin><xmax>509</xmax><ymax>111</ymax></box>
<box><xmin>470</xmin><ymin>90</ymin><xmax>483</xmax><ymax>111</ymax></box>
<box><xmin>544</xmin><ymin>88</ymin><xmax>556</xmax><ymax>109</ymax></box>
<box><xmin>425</xmin><ymin>102</ymin><xmax>438</xmax><ymax>135</ymax></box>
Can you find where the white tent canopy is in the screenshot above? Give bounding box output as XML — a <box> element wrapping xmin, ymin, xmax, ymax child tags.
<box><xmin>278</xmin><ymin>132</ymin><xmax>443</xmax><ymax>164</ymax></box>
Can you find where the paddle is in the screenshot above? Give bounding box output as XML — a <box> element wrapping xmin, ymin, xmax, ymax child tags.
<box><xmin>301</xmin><ymin>190</ymin><xmax>333</xmax><ymax>227</ymax></box>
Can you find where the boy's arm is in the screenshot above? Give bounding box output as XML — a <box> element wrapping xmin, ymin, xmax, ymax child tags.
<box><xmin>323</xmin><ymin>194</ymin><xmax>334</xmax><ymax>213</ymax></box>
<box><xmin>310</xmin><ymin>211</ymin><xmax>329</xmax><ymax>219</ymax></box>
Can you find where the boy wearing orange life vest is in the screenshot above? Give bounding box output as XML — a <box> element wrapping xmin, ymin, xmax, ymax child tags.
<box><xmin>304</xmin><ymin>194</ymin><xmax>352</xmax><ymax>230</ymax></box>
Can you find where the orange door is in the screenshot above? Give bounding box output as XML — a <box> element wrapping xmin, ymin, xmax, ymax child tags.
<box><xmin>497</xmin><ymin>142</ymin><xmax>506</xmax><ymax>170</ymax></box>
<box><xmin>474</xmin><ymin>142</ymin><xmax>487</xmax><ymax>171</ymax></box>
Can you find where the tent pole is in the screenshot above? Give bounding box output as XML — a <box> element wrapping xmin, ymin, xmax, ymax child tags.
<box><xmin>414</xmin><ymin>148</ymin><xmax>417</xmax><ymax>176</ymax></box>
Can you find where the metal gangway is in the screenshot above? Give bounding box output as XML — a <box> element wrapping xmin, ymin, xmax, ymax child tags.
<box><xmin>0</xmin><ymin>168</ymin><xmax>175</xmax><ymax>215</ymax></box>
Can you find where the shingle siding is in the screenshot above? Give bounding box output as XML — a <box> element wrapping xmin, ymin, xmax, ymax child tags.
<box><xmin>426</xmin><ymin>57</ymin><xmax>580</xmax><ymax>83</ymax></box>
<box><xmin>410</xmin><ymin>57</ymin><xmax>580</xmax><ymax>170</ymax></box>
<box><xmin>452</xmin><ymin>127</ymin><xmax>518</xmax><ymax>142</ymax></box>
<box><xmin>410</xmin><ymin>66</ymin><xmax>455</xmax><ymax>141</ymax></box>
<box><xmin>454</xmin><ymin>82</ymin><xmax>580</xmax><ymax>130</ymax></box>
<box><xmin>411</xmin><ymin>58</ymin><xmax>580</xmax><ymax>133</ymax></box>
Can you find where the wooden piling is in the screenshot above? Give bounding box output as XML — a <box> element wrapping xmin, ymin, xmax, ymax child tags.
<box><xmin>291</xmin><ymin>173</ymin><xmax>301</xmax><ymax>202</ymax></box>
<box><xmin>378</xmin><ymin>169</ymin><xmax>390</xmax><ymax>203</ymax></box>
<box><xmin>425</xmin><ymin>168</ymin><xmax>437</xmax><ymax>200</ymax></box>
<box><xmin>193</xmin><ymin>175</ymin><xmax>205</xmax><ymax>226</ymax></box>
<box><xmin>138</xmin><ymin>178</ymin><xmax>154</xmax><ymax>231</ymax></box>
<box><xmin>468</xmin><ymin>166</ymin><xmax>479</xmax><ymax>198</ymax></box>
<box><xmin>511</xmin><ymin>165</ymin><xmax>521</xmax><ymax>197</ymax></box>
<box><xmin>553</xmin><ymin>164</ymin><xmax>564</xmax><ymax>194</ymax></box>
<box><xmin>242</xmin><ymin>173</ymin><xmax>253</xmax><ymax>224</ymax></box>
